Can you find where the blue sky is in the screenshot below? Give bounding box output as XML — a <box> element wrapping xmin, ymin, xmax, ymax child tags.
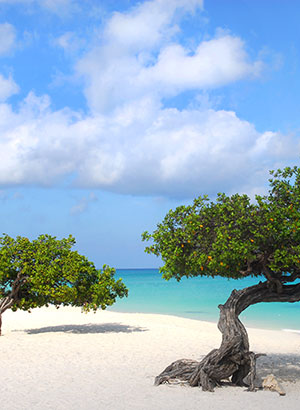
<box><xmin>0</xmin><ymin>0</ymin><xmax>299</xmax><ymax>268</ymax></box>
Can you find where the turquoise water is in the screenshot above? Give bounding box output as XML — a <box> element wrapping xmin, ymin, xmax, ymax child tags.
<box><xmin>109</xmin><ymin>269</ymin><xmax>300</xmax><ymax>331</ymax></box>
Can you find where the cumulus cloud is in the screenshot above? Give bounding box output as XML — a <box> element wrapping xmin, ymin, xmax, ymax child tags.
<box><xmin>140</xmin><ymin>35</ymin><xmax>261</xmax><ymax>91</ymax></box>
<box><xmin>0</xmin><ymin>0</ymin><xmax>297</xmax><ymax>198</ymax></box>
<box><xmin>103</xmin><ymin>0</ymin><xmax>203</xmax><ymax>52</ymax></box>
<box><xmin>76</xmin><ymin>1</ymin><xmax>261</xmax><ymax>114</ymax></box>
<box><xmin>0</xmin><ymin>23</ymin><xmax>16</xmax><ymax>55</ymax></box>
<box><xmin>0</xmin><ymin>91</ymin><xmax>298</xmax><ymax>197</ymax></box>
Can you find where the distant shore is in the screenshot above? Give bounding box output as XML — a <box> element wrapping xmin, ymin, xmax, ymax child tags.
<box><xmin>1</xmin><ymin>306</ymin><xmax>300</xmax><ymax>410</ymax></box>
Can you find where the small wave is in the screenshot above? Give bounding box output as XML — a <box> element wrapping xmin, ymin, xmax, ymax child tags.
<box><xmin>282</xmin><ymin>328</ymin><xmax>300</xmax><ymax>334</ymax></box>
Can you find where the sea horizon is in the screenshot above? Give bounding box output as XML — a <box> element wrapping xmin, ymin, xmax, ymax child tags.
<box><xmin>108</xmin><ymin>268</ymin><xmax>300</xmax><ymax>333</ymax></box>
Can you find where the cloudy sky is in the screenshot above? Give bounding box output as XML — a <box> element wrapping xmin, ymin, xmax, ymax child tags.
<box><xmin>0</xmin><ymin>0</ymin><xmax>299</xmax><ymax>268</ymax></box>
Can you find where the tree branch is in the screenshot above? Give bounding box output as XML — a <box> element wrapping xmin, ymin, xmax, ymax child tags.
<box><xmin>236</xmin><ymin>281</ymin><xmax>300</xmax><ymax>315</ymax></box>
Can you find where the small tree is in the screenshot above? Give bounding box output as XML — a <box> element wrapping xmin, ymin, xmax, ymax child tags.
<box><xmin>142</xmin><ymin>166</ymin><xmax>300</xmax><ymax>391</ymax></box>
<box><xmin>0</xmin><ymin>234</ymin><xmax>128</xmax><ymax>335</ymax></box>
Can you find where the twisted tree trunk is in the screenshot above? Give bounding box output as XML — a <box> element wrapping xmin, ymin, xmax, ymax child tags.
<box><xmin>0</xmin><ymin>296</ymin><xmax>15</xmax><ymax>336</ymax></box>
<box><xmin>0</xmin><ymin>273</ymin><xmax>25</xmax><ymax>336</ymax></box>
<box><xmin>155</xmin><ymin>281</ymin><xmax>300</xmax><ymax>391</ymax></box>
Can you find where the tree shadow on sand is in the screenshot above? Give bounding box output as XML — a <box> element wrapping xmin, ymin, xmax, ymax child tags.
<box><xmin>255</xmin><ymin>353</ymin><xmax>300</xmax><ymax>383</ymax></box>
<box><xmin>18</xmin><ymin>323</ymin><xmax>148</xmax><ymax>335</ymax></box>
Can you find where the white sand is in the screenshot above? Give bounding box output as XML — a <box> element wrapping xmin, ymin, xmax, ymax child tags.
<box><xmin>0</xmin><ymin>307</ymin><xmax>299</xmax><ymax>410</ymax></box>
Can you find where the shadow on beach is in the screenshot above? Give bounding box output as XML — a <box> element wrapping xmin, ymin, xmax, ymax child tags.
<box><xmin>18</xmin><ymin>323</ymin><xmax>148</xmax><ymax>335</ymax></box>
<box><xmin>256</xmin><ymin>353</ymin><xmax>300</xmax><ymax>382</ymax></box>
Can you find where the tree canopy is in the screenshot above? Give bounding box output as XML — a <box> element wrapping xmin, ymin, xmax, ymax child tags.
<box><xmin>0</xmin><ymin>234</ymin><xmax>128</xmax><ymax>334</ymax></box>
<box><xmin>143</xmin><ymin>166</ymin><xmax>300</xmax><ymax>289</ymax></box>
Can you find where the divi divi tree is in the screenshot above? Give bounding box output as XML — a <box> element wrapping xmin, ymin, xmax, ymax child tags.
<box><xmin>142</xmin><ymin>167</ymin><xmax>300</xmax><ymax>391</ymax></box>
<box><xmin>0</xmin><ymin>234</ymin><xmax>128</xmax><ymax>335</ymax></box>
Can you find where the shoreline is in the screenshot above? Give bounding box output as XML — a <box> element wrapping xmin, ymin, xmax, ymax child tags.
<box><xmin>113</xmin><ymin>269</ymin><xmax>300</xmax><ymax>332</ymax></box>
<box><xmin>107</xmin><ymin>306</ymin><xmax>300</xmax><ymax>333</ymax></box>
<box><xmin>1</xmin><ymin>307</ymin><xmax>300</xmax><ymax>409</ymax></box>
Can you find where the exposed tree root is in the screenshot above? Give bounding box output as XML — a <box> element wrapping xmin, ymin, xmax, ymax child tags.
<box><xmin>155</xmin><ymin>282</ymin><xmax>300</xmax><ymax>391</ymax></box>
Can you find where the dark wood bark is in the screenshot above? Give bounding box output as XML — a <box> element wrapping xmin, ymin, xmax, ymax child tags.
<box><xmin>0</xmin><ymin>272</ymin><xmax>25</xmax><ymax>335</ymax></box>
<box><xmin>0</xmin><ymin>296</ymin><xmax>15</xmax><ymax>336</ymax></box>
<box><xmin>155</xmin><ymin>281</ymin><xmax>300</xmax><ymax>391</ymax></box>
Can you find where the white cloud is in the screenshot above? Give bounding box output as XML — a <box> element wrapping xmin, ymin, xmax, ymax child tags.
<box><xmin>0</xmin><ymin>0</ymin><xmax>296</xmax><ymax>198</ymax></box>
<box><xmin>0</xmin><ymin>23</ymin><xmax>16</xmax><ymax>55</ymax></box>
<box><xmin>76</xmin><ymin>1</ymin><xmax>261</xmax><ymax>114</ymax></box>
<box><xmin>137</xmin><ymin>35</ymin><xmax>262</xmax><ymax>95</ymax></box>
<box><xmin>103</xmin><ymin>0</ymin><xmax>203</xmax><ymax>52</ymax></box>
<box><xmin>0</xmin><ymin>91</ymin><xmax>298</xmax><ymax>197</ymax></box>
<box><xmin>0</xmin><ymin>74</ymin><xmax>19</xmax><ymax>101</ymax></box>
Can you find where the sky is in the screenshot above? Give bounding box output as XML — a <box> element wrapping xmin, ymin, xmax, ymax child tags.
<box><xmin>0</xmin><ymin>0</ymin><xmax>299</xmax><ymax>268</ymax></box>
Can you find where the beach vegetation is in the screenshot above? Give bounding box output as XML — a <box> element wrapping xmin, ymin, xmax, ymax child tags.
<box><xmin>0</xmin><ymin>234</ymin><xmax>128</xmax><ymax>335</ymax></box>
<box><xmin>143</xmin><ymin>166</ymin><xmax>300</xmax><ymax>392</ymax></box>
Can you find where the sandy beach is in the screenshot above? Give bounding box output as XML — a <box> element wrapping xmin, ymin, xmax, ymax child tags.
<box><xmin>0</xmin><ymin>306</ymin><xmax>299</xmax><ymax>410</ymax></box>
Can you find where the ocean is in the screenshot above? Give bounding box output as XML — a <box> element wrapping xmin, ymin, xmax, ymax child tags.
<box><xmin>109</xmin><ymin>268</ymin><xmax>300</xmax><ymax>332</ymax></box>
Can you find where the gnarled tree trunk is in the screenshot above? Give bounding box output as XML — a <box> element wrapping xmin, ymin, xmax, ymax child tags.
<box><xmin>0</xmin><ymin>296</ymin><xmax>15</xmax><ymax>336</ymax></box>
<box><xmin>0</xmin><ymin>273</ymin><xmax>25</xmax><ymax>336</ymax></box>
<box><xmin>155</xmin><ymin>281</ymin><xmax>300</xmax><ymax>391</ymax></box>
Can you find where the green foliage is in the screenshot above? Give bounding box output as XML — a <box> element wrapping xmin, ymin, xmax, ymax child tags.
<box><xmin>143</xmin><ymin>166</ymin><xmax>300</xmax><ymax>283</ymax></box>
<box><xmin>0</xmin><ymin>234</ymin><xmax>128</xmax><ymax>313</ymax></box>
